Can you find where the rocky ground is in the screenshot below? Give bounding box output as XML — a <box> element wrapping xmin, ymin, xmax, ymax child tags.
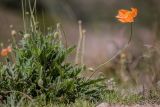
<box><xmin>97</xmin><ymin>103</ymin><xmax>160</xmax><ymax>107</ymax></box>
<box><xmin>96</xmin><ymin>103</ymin><xmax>160</xmax><ymax>107</ymax></box>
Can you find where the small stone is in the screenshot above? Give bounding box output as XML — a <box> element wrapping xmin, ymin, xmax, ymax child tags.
<box><xmin>96</xmin><ymin>103</ymin><xmax>110</xmax><ymax>107</ymax></box>
<box><xmin>88</xmin><ymin>67</ymin><xmax>94</xmax><ymax>71</ymax></box>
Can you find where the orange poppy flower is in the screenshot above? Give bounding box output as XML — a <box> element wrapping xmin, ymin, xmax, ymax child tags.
<box><xmin>1</xmin><ymin>46</ymin><xmax>12</xmax><ymax>57</ymax></box>
<box><xmin>116</xmin><ymin>8</ymin><xmax>138</xmax><ymax>23</ymax></box>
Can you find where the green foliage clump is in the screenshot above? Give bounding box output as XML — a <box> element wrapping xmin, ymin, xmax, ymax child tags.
<box><xmin>0</xmin><ymin>30</ymin><xmax>105</xmax><ymax>104</ymax></box>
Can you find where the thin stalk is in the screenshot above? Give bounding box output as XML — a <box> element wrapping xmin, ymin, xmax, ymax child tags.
<box><xmin>57</xmin><ymin>23</ymin><xmax>62</xmax><ymax>45</ymax></box>
<box><xmin>11</xmin><ymin>32</ymin><xmax>17</xmax><ymax>49</ymax></box>
<box><xmin>21</xmin><ymin>0</ymin><xmax>26</xmax><ymax>33</ymax></box>
<box><xmin>81</xmin><ymin>30</ymin><xmax>86</xmax><ymax>65</ymax></box>
<box><xmin>28</xmin><ymin>0</ymin><xmax>37</xmax><ymax>32</ymax></box>
<box><xmin>10</xmin><ymin>51</ymin><xmax>16</xmax><ymax>64</ymax></box>
<box><xmin>59</xmin><ymin>24</ymin><xmax>68</xmax><ymax>49</ymax></box>
<box><xmin>128</xmin><ymin>23</ymin><xmax>133</xmax><ymax>44</ymax></box>
<box><xmin>88</xmin><ymin>23</ymin><xmax>133</xmax><ymax>79</ymax></box>
<box><xmin>32</xmin><ymin>0</ymin><xmax>37</xmax><ymax>13</ymax></box>
<box><xmin>42</xmin><ymin>10</ymin><xmax>46</xmax><ymax>33</ymax></box>
<box><xmin>75</xmin><ymin>21</ymin><xmax>83</xmax><ymax>64</ymax></box>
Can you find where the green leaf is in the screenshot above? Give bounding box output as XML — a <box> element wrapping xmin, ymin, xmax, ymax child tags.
<box><xmin>79</xmin><ymin>78</ymin><xmax>106</xmax><ymax>87</ymax></box>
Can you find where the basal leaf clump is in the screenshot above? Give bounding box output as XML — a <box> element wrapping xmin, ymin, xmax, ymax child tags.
<box><xmin>0</xmin><ymin>30</ymin><xmax>105</xmax><ymax>104</ymax></box>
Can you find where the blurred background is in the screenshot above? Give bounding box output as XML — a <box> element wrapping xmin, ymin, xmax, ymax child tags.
<box><xmin>0</xmin><ymin>0</ymin><xmax>160</xmax><ymax>89</ymax></box>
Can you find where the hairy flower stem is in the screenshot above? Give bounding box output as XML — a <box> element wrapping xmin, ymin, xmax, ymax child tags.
<box><xmin>128</xmin><ymin>23</ymin><xmax>133</xmax><ymax>44</ymax></box>
<box><xmin>88</xmin><ymin>23</ymin><xmax>133</xmax><ymax>79</ymax></box>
